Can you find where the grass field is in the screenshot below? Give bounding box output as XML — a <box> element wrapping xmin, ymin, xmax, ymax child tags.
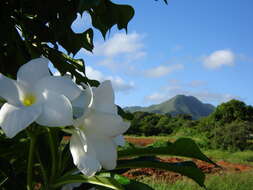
<box><xmin>141</xmin><ymin>171</ymin><xmax>253</xmax><ymax>190</ymax></box>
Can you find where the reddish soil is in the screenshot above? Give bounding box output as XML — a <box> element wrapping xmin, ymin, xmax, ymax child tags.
<box><xmin>123</xmin><ymin>137</ymin><xmax>253</xmax><ymax>182</ymax></box>
<box><xmin>125</xmin><ymin>137</ymin><xmax>157</xmax><ymax>146</ymax></box>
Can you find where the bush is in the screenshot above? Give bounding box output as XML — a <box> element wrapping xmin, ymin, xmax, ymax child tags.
<box><xmin>210</xmin><ymin>121</ymin><xmax>253</xmax><ymax>151</ymax></box>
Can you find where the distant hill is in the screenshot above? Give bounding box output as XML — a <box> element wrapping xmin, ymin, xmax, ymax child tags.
<box><xmin>124</xmin><ymin>95</ymin><xmax>215</xmax><ymax>119</ymax></box>
<box><xmin>124</xmin><ymin>106</ymin><xmax>143</xmax><ymax>113</ymax></box>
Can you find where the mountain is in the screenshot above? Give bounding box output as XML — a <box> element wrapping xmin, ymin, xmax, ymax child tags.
<box><xmin>124</xmin><ymin>106</ymin><xmax>143</xmax><ymax>113</ymax></box>
<box><xmin>124</xmin><ymin>95</ymin><xmax>215</xmax><ymax>119</ymax></box>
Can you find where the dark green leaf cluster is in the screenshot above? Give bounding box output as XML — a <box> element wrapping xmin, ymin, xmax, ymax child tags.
<box><xmin>0</xmin><ymin>0</ymin><xmax>134</xmax><ymax>86</ymax></box>
<box><xmin>0</xmin><ymin>131</ymin><xmax>29</xmax><ymax>189</ymax></box>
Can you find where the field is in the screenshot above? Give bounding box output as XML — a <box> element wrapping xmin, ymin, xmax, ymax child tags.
<box><xmin>124</xmin><ymin>136</ymin><xmax>253</xmax><ymax>190</ymax></box>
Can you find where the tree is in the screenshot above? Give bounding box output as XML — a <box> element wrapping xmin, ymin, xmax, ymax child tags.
<box><xmin>198</xmin><ymin>99</ymin><xmax>253</xmax><ymax>150</ymax></box>
<box><xmin>210</xmin><ymin>121</ymin><xmax>253</xmax><ymax>150</ymax></box>
<box><xmin>211</xmin><ymin>99</ymin><xmax>253</xmax><ymax>124</ymax></box>
<box><xmin>0</xmin><ymin>0</ymin><xmax>135</xmax><ymax>86</ymax></box>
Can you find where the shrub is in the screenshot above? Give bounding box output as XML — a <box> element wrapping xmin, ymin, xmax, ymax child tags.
<box><xmin>210</xmin><ymin>121</ymin><xmax>253</xmax><ymax>151</ymax></box>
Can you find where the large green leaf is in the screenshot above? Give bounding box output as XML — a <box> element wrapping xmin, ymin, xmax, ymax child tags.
<box><xmin>119</xmin><ymin>138</ymin><xmax>218</xmax><ymax>166</ymax></box>
<box><xmin>89</xmin><ymin>0</ymin><xmax>134</xmax><ymax>38</ymax></box>
<box><xmin>53</xmin><ymin>174</ymin><xmax>124</xmax><ymax>190</ymax></box>
<box><xmin>99</xmin><ymin>173</ymin><xmax>154</xmax><ymax>190</ymax></box>
<box><xmin>116</xmin><ymin>159</ymin><xmax>205</xmax><ymax>187</ymax></box>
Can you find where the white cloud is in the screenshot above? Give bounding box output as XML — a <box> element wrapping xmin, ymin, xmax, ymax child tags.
<box><xmin>145</xmin><ymin>79</ymin><xmax>238</xmax><ymax>105</ymax></box>
<box><xmin>190</xmin><ymin>91</ymin><xmax>238</xmax><ymax>103</ymax></box>
<box><xmin>96</xmin><ymin>58</ymin><xmax>119</xmax><ymax>71</ymax></box>
<box><xmin>94</xmin><ymin>32</ymin><xmax>144</xmax><ymax>57</ymax></box>
<box><xmin>86</xmin><ymin>66</ymin><xmax>104</xmax><ymax>81</ymax></box>
<box><xmin>203</xmin><ymin>49</ymin><xmax>235</xmax><ymax>69</ymax></box>
<box><xmin>107</xmin><ymin>76</ymin><xmax>135</xmax><ymax>92</ymax></box>
<box><xmin>79</xmin><ymin>32</ymin><xmax>147</xmax><ymax>73</ymax></box>
<box><xmin>145</xmin><ymin>93</ymin><xmax>167</xmax><ymax>103</ymax></box>
<box><xmin>144</xmin><ymin>64</ymin><xmax>184</xmax><ymax>78</ymax></box>
<box><xmin>86</xmin><ymin>66</ymin><xmax>135</xmax><ymax>92</ymax></box>
<box><xmin>145</xmin><ymin>89</ymin><xmax>238</xmax><ymax>105</ymax></box>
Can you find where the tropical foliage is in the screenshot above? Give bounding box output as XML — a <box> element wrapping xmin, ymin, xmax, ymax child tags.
<box><xmin>0</xmin><ymin>0</ymin><xmax>216</xmax><ymax>189</ymax></box>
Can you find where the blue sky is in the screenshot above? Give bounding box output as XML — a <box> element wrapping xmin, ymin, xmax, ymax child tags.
<box><xmin>68</xmin><ymin>0</ymin><xmax>253</xmax><ymax>107</ymax></box>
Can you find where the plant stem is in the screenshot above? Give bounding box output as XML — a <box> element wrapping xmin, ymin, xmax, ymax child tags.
<box><xmin>27</xmin><ymin>132</ymin><xmax>36</xmax><ymax>190</ymax></box>
<box><xmin>48</xmin><ymin>128</ymin><xmax>57</xmax><ymax>184</ymax></box>
<box><xmin>36</xmin><ymin>151</ymin><xmax>49</xmax><ymax>189</ymax></box>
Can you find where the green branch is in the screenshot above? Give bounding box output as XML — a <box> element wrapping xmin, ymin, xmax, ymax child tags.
<box><xmin>48</xmin><ymin>128</ymin><xmax>57</xmax><ymax>184</ymax></box>
<box><xmin>26</xmin><ymin>132</ymin><xmax>36</xmax><ymax>190</ymax></box>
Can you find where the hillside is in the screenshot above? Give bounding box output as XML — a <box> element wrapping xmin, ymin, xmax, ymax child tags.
<box><xmin>124</xmin><ymin>95</ymin><xmax>215</xmax><ymax>119</ymax></box>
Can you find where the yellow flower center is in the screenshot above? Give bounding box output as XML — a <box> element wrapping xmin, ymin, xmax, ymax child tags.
<box><xmin>22</xmin><ymin>94</ymin><xmax>36</xmax><ymax>106</ymax></box>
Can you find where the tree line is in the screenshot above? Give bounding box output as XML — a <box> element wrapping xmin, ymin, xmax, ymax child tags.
<box><xmin>125</xmin><ymin>99</ymin><xmax>253</xmax><ymax>151</ymax></box>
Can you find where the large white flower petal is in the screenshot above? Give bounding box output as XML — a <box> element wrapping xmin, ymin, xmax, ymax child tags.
<box><xmin>0</xmin><ymin>103</ymin><xmax>42</xmax><ymax>138</ymax></box>
<box><xmin>35</xmin><ymin>76</ymin><xmax>81</xmax><ymax>101</ymax></box>
<box><xmin>90</xmin><ymin>81</ymin><xmax>117</xmax><ymax>114</ymax></box>
<box><xmin>17</xmin><ymin>58</ymin><xmax>50</xmax><ymax>89</ymax></box>
<box><xmin>0</xmin><ymin>74</ymin><xmax>20</xmax><ymax>105</ymax></box>
<box><xmin>113</xmin><ymin>135</ymin><xmax>126</xmax><ymax>147</ymax></box>
<box><xmin>72</xmin><ymin>90</ymin><xmax>91</xmax><ymax>118</ymax></box>
<box><xmin>77</xmin><ymin>110</ymin><xmax>130</xmax><ymax>137</ymax></box>
<box><xmin>70</xmin><ymin>131</ymin><xmax>101</xmax><ymax>176</ymax></box>
<box><xmin>36</xmin><ymin>91</ymin><xmax>73</xmax><ymax>127</ymax></box>
<box><xmin>0</xmin><ymin>73</ymin><xmax>20</xmax><ymax>105</ymax></box>
<box><xmin>87</xmin><ymin>135</ymin><xmax>117</xmax><ymax>170</ymax></box>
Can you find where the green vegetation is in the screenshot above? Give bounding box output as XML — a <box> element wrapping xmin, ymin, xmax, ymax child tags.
<box><xmin>124</xmin><ymin>95</ymin><xmax>215</xmax><ymax>119</ymax></box>
<box><xmin>126</xmin><ymin>111</ymin><xmax>197</xmax><ymax>136</ymax></box>
<box><xmin>198</xmin><ymin>99</ymin><xmax>253</xmax><ymax>151</ymax></box>
<box><xmin>204</xmin><ymin>150</ymin><xmax>253</xmax><ymax>165</ymax></box>
<box><xmin>126</xmin><ymin>99</ymin><xmax>253</xmax><ymax>151</ymax></box>
<box><xmin>140</xmin><ymin>171</ymin><xmax>253</xmax><ymax>190</ymax></box>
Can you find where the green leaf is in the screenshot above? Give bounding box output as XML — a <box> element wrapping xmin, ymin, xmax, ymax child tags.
<box><xmin>117</xmin><ymin>106</ymin><xmax>134</xmax><ymax>120</ymax></box>
<box><xmin>44</xmin><ymin>44</ymin><xmax>99</xmax><ymax>86</ymax></box>
<box><xmin>51</xmin><ymin>23</ymin><xmax>94</xmax><ymax>55</ymax></box>
<box><xmin>0</xmin><ymin>175</ymin><xmax>8</xmax><ymax>187</ymax></box>
<box><xmin>99</xmin><ymin>173</ymin><xmax>154</xmax><ymax>190</ymax></box>
<box><xmin>53</xmin><ymin>174</ymin><xmax>124</xmax><ymax>190</ymax></box>
<box><xmin>78</xmin><ymin>0</ymin><xmax>101</xmax><ymax>12</ymax></box>
<box><xmin>116</xmin><ymin>159</ymin><xmax>205</xmax><ymax>187</ymax></box>
<box><xmin>118</xmin><ymin>138</ymin><xmax>218</xmax><ymax>166</ymax></box>
<box><xmin>90</xmin><ymin>0</ymin><xmax>134</xmax><ymax>38</ymax></box>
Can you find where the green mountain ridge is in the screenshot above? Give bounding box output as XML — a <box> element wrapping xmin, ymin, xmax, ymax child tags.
<box><xmin>124</xmin><ymin>95</ymin><xmax>215</xmax><ymax>119</ymax></box>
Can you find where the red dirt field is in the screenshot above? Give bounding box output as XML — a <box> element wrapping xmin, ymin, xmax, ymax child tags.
<box><xmin>123</xmin><ymin>137</ymin><xmax>253</xmax><ymax>182</ymax></box>
<box><xmin>125</xmin><ymin>137</ymin><xmax>157</xmax><ymax>146</ymax></box>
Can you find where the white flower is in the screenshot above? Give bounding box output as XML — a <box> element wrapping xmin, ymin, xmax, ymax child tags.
<box><xmin>70</xmin><ymin>81</ymin><xmax>130</xmax><ymax>176</ymax></box>
<box><xmin>0</xmin><ymin>58</ymin><xmax>81</xmax><ymax>138</ymax></box>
